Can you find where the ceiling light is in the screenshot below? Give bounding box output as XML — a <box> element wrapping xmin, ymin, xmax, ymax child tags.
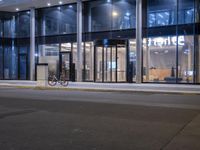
<box><xmin>112</xmin><ymin>11</ymin><xmax>118</xmax><ymax>17</ymax></box>
<box><xmin>16</xmin><ymin>8</ymin><xmax>19</xmax><ymax>11</ymax></box>
<box><xmin>47</xmin><ymin>3</ymin><xmax>51</xmax><ymax>6</ymax></box>
<box><xmin>59</xmin><ymin>1</ymin><xmax>63</xmax><ymax>5</ymax></box>
<box><xmin>69</xmin><ymin>5</ymin><xmax>73</xmax><ymax>8</ymax></box>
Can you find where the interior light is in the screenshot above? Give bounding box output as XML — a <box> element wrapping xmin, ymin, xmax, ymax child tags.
<box><xmin>59</xmin><ymin>1</ymin><xmax>63</xmax><ymax>5</ymax></box>
<box><xmin>126</xmin><ymin>12</ymin><xmax>131</xmax><ymax>16</ymax></box>
<box><xmin>47</xmin><ymin>3</ymin><xmax>51</xmax><ymax>6</ymax></box>
<box><xmin>69</xmin><ymin>5</ymin><xmax>73</xmax><ymax>8</ymax></box>
<box><xmin>112</xmin><ymin>11</ymin><xmax>118</xmax><ymax>17</ymax></box>
<box><xmin>16</xmin><ymin>8</ymin><xmax>19</xmax><ymax>11</ymax></box>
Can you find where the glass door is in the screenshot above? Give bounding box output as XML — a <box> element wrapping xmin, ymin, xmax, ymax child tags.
<box><xmin>94</xmin><ymin>39</ymin><xmax>127</xmax><ymax>83</ymax></box>
<box><xmin>95</xmin><ymin>47</ymin><xmax>103</xmax><ymax>82</ymax></box>
<box><xmin>104</xmin><ymin>46</ymin><xmax>117</xmax><ymax>82</ymax></box>
<box><xmin>60</xmin><ymin>52</ymin><xmax>71</xmax><ymax>81</ymax></box>
<box><xmin>19</xmin><ymin>54</ymin><xmax>27</xmax><ymax>80</ymax></box>
<box><xmin>117</xmin><ymin>46</ymin><xmax>126</xmax><ymax>82</ymax></box>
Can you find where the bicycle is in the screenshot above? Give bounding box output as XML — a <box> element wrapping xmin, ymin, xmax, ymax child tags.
<box><xmin>48</xmin><ymin>73</ymin><xmax>69</xmax><ymax>87</ymax></box>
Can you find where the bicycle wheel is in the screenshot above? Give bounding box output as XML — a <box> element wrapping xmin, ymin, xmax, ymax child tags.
<box><xmin>60</xmin><ymin>80</ymin><xmax>69</xmax><ymax>87</ymax></box>
<box><xmin>48</xmin><ymin>77</ymin><xmax>57</xmax><ymax>86</ymax></box>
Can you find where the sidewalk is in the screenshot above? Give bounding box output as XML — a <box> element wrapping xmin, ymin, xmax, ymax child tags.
<box><xmin>0</xmin><ymin>80</ymin><xmax>200</xmax><ymax>94</ymax></box>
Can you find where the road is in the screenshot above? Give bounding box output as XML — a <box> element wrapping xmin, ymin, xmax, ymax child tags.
<box><xmin>0</xmin><ymin>87</ymin><xmax>200</xmax><ymax>150</ymax></box>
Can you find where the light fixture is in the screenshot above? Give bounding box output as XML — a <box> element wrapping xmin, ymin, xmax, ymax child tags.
<box><xmin>126</xmin><ymin>12</ymin><xmax>131</xmax><ymax>16</ymax></box>
<box><xmin>16</xmin><ymin>8</ymin><xmax>19</xmax><ymax>11</ymax></box>
<box><xmin>47</xmin><ymin>3</ymin><xmax>51</xmax><ymax>6</ymax></box>
<box><xmin>69</xmin><ymin>5</ymin><xmax>73</xmax><ymax>8</ymax></box>
<box><xmin>59</xmin><ymin>1</ymin><xmax>63</xmax><ymax>5</ymax></box>
<box><xmin>112</xmin><ymin>11</ymin><xmax>118</xmax><ymax>17</ymax></box>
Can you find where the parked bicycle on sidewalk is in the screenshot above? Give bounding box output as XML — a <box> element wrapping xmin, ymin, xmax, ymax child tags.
<box><xmin>48</xmin><ymin>72</ymin><xmax>69</xmax><ymax>87</ymax></box>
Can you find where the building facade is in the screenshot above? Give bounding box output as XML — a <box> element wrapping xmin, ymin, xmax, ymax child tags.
<box><xmin>0</xmin><ymin>0</ymin><xmax>200</xmax><ymax>84</ymax></box>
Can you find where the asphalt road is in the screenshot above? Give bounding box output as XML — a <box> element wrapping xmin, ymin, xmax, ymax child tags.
<box><xmin>0</xmin><ymin>87</ymin><xmax>200</xmax><ymax>150</ymax></box>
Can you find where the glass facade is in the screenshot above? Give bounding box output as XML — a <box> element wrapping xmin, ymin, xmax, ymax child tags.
<box><xmin>84</xmin><ymin>0</ymin><xmax>136</xmax><ymax>32</ymax></box>
<box><xmin>37</xmin><ymin>4</ymin><xmax>77</xmax><ymax>36</ymax></box>
<box><xmin>0</xmin><ymin>11</ymin><xmax>30</xmax><ymax>80</ymax></box>
<box><xmin>143</xmin><ymin>0</ymin><xmax>197</xmax><ymax>84</ymax></box>
<box><xmin>0</xmin><ymin>42</ymin><xmax>3</xmax><ymax>79</ymax></box>
<box><xmin>0</xmin><ymin>0</ymin><xmax>200</xmax><ymax>84</ymax></box>
<box><xmin>15</xmin><ymin>11</ymin><xmax>30</xmax><ymax>38</ymax></box>
<box><xmin>147</xmin><ymin>0</ymin><xmax>195</xmax><ymax>27</ymax></box>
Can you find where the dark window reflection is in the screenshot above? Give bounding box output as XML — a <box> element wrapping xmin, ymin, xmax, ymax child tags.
<box><xmin>37</xmin><ymin>4</ymin><xmax>77</xmax><ymax>36</ymax></box>
<box><xmin>147</xmin><ymin>0</ymin><xmax>194</xmax><ymax>27</ymax></box>
<box><xmin>16</xmin><ymin>11</ymin><xmax>30</xmax><ymax>38</ymax></box>
<box><xmin>84</xmin><ymin>0</ymin><xmax>136</xmax><ymax>32</ymax></box>
<box><xmin>4</xmin><ymin>43</ymin><xmax>18</xmax><ymax>79</ymax></box>
<box><xmin>0</xmin><ymin>44</ymin><xmax>3</xmax><ymax>79</ymax></box>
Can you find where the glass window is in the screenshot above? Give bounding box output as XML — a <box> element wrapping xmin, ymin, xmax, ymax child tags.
<box><xmin>37</xmin><ymin>4</ymin><xmax>77</xmax><ymax>36</ymax></box>
<box><xmin>147</xmin><ymin>0</ymin><xmax>177</xmax><ymax>27</ymax></box>
<box><xmin>197</xmin><ymin>36</ymin><xmax>200</xmax><ymax>83</ymax></box>
<box><xmin>143</xmin><ymin>36</ymin><xmax>177</xmax><ymax>83</ymax></box>
<box><xmin>177</xmin><ymin>35</ymin><xmax>194</xmax><ymax>83</ymax></box>
<box><xmin>38</xmin><ymin>44</ymin><xmax>59</xmax><ymax>76</ymax></box>
<box><xmin>72</xmin><ymin>43</ymin><xmax>84</xmax><ymax>80</ymax></box>
<box><xmin>84</xmin><ymin>42</ymin><xmax>94</xmax><ymax>81</ymax></box>
<box><xmin>178</xmin><ymin>0</ymin><xmax>194</xmax><ymax>24</ymax></box>
<box><xmin>4</xmin><ymin>42</ymin><xmax>18</xmax><ymax>79</ymax></box>
<box><xmin>4</xmin><ymin>16</ymin><xmax>16</xmax><ymax>38</ymax></box>
<box><xmin>84</xmin><ymin>0</ymin><xmax>112</xmax><ymax>32</ymax></box>
<box><xmin>129</xmin><ymin>39</ymin><xmax>136</xmax><ymax>82</ymax></box>
<box><xmin>0</xmin><ymin>44</ymin><xmax>3</xmax><ymax>79</ymax></box>
<box><xmin>60</xmin><ymin>5</ymin><xmax>77</xmax><ymax>34</ymax></box>
<box><xmin>112</xmin><ymin>0</ymin><xmax>136</xmax><ymax>30</ymax></box>
<box><xmin>84</xmin><ymin>0</ymin><xmax>136</xmax><ymax>32</ymax></box>
<box><xmin>16</xmin><ymin>11</ymin><xmax>30</xmax><ymax>37</ymax></box>
<box><xmin>61</xmin><ymin>43</ymin><xmax>71</xmax><ymax>52</ymax></box>
<box><xmin>0</xmin><ymin>20</ymin><xmax>3</xmax><ymax>37</ymax></box>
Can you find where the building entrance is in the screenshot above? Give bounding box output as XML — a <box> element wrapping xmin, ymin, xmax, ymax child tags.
<box><xmin>94</xmin><ymin>39</ymin><xmax>127</xmax><ymax>83</ymax></box>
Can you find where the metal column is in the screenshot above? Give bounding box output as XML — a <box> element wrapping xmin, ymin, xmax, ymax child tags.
<box><xmin>136</xmin><ymin>0</ymin><xmax>142</xmax><ymax>83</ymax></box>
<box><xmin>30</xmin><ymin>8</ymin><xmax>35</xmax><ymax>81</ymax></box>
<box><xmin>77</xmin><ymin>0</ymin><xmax>83</xmax><ymax>82</ymax></box>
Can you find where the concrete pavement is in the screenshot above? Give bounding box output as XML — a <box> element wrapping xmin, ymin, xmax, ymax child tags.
<box><xmin>0</xmin><ymin>87</ymin><xmax>200</xmax><ymax>150</ymax></box>
<box><xmin>1</xmin><ymin>80</ymin><xmax>200</xmax><ymax>94</ymax></box>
